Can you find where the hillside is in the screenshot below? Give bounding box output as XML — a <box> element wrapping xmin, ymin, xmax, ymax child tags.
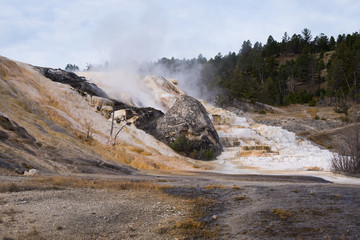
<box><xmin>0</xmin><ymin>56</ymin><xmax>199</xmax><ymax>175</ymax></box>
<box><xmin>1</xmin><ymin>55</ymin><xmax>359</xmax><ymax>181</ymax></box>
<box><xmin>1</xmin><ymin>55</ymin><xmax>360</xmax><ymax>239</ymax></box>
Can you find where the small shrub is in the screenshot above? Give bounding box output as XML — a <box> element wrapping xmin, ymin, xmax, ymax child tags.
<box><xmin>26</xmin><ymin>227</ymin><xmax>43</xmax><ymax>239</ymax></box>
<box><xmin>171</xmin><ymin>134</ymin><xmax>191</xmax><ymax>153</ymax></box>
<box><xmin>334</xmin><ymin>102</ymin><xmax>349</xmax><ymax>116</ymax></box>
<box><xmin>199</xmin><ymin>148</ymin><xmax>215</xmax><ymax>160</ymax></box>
<box><xmin>272</xmin><ymin>208</ymin><xmax>292</xmax><ymax>220</ymax></box>
<box><xmin>331</xmin><ymin>193</ymin><xmax>342</xmax><ymax>199</ymax></box>
<box><xmin>314</xmin><ymin>115</ymin><xmax>320</xmax><ymax>120</ymax></box>
<box><xmin>308</xmin><ymin>97</ymin><xmax>317</xmax><ymax>107</ymax></box>
<box><xmin>332</xmin><ymin>125</ymin><xmax>360</xmax><ymax>175</ymax></box>
<box><xmin>259</xmin><ymin>110</ymin><xmax>266</xmax><ymax>114</ymax></box>
<box><xmin>332</xmin><ymin>154</ymin><xmax>360</xmax><ymax>174</ymax></box>
<box><xmin>190</xmin><ymin>149</ymin><xmax>198</xmax><ymax>159</ymax></box>
<box><xmin>340</xmin><ymin>116</ymin><xmax>350</xmax><ymax>122</ymax></box>
<box><xmin>21</xmin><ymin>162</ymin><xmax>34</xmax><ymax>169</ymax></box>
<box><xmin>171</xmin><ymin>134</ymin><xmax>215</xmax><ymax>160</ymax></box>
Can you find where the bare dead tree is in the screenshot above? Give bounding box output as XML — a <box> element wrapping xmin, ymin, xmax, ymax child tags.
<box><xmin>84</xmin><ymin>119</ymin><xmax>93</xmax><ymax>141</ymax></box>
<box><xmin>112</xmin><ymin>122</ymin><xmax>132</xmax><ymax>146</ymax></box>
<box><xmin>332</xmin><ymin>124</ymin><xmax>360</xmax><ymax>175</ymax></box>
<box><xmin>109</xmin><ymin>109</ymin><xmax>115</xmax><ymax>140</ymax></box>
<box><xmin>109</xmin><ymin>110</ymin><xmax>131</xmax><ymax>146</ymax></box>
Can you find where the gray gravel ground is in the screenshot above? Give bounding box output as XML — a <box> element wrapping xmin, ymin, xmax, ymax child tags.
<box><xmin>1</xmin><ymin>173</ymin><xmax>360</xmax><ymax>239</ymax></box>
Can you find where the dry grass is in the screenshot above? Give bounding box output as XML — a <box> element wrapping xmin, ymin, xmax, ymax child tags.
<box><xmin>159</xmin><ymin>185</ymin><xmax>223</xmax><ymax>238</ymax></box>
<box><xmin>204</xmin><ymin>184</ymin><xmax>226</xmax><ymax>189</ymax></box>
<box><xmin>0</xmin><ymin>176</ymin><xmax>166</xmax><ymax>193</ymax></box>
<box><xmin>126</xmin><ymin>145</ymin><xmax>152</xmax><ymax>156</ymax></box>
<box><xmin>158</xmin><ymin>218</ymin><xmax>206</xmax><ymax>237</ymax></box>
<box><xmin>0</xmin><ymin>182</ymin><xmax>38</xmax><ymax>193</ymax></box>
<box><xmin>94</xmin><ymin>145</ymin><xmax>174</xmax><ymax>171</ymax></box>
<box><xmin>1</xmin><ymin>175</ymin><xmax>222</xmax><ymax>239</ymax></box>
<box><xmin>234</xmin><ymin>195</ymin><xmax>248</xmax><ymax>201</ymax></box>
<box><xmin>129</xmin><ymin>156</ymin><xmax>171</xmax><ymax>170</ymax></box>
<box><xmin>1</xmin><ymin>207</ymin><xmax>18</xmax><ymax>226</ymax></box>
<box><xmin>306</xmin><ymin>108</ymin><xmax>318</xmax><ymax>118</ymax></box>
<box><xmin>14</xmin><ymin>176</ymin><xmax>219</xmax><ymax>239</ymax></box>
<box><xmin>272</xmin><ymin>208</ymin><xmax>293</xmax><ymax>220</ymax></box>
<box><xmin>35</xmin><ymin>176</ymin><xmax>165</xmax><ymax>191</ymax></box>
<box><xmin>15</xmin><ymin>227</ymin><xmax>46</xmax><ymax>240</ymax></box>
<box><xmin>331</xmin><ymin>193</ymin><xmax>342</xmax><ymax>199</ymax></box>
<box><xmin>306</xmin><ymin>167</ymin><xmax>322</xmax><ymax>171</ymax></box>
<box><xmin>157</xmin><ymin>196</ymin><xmax>220</xmax><ymax>239</ymax></box>
<box><xmin>2</xmin><ymin>208</ymin><xmax>17</xmax><ymax>218</ymax></box>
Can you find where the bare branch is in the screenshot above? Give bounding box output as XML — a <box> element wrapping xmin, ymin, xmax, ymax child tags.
<box><xmin>332</xmin><ymin>124</ymin><xmax>360</xmax><ymax>175</ymax></box>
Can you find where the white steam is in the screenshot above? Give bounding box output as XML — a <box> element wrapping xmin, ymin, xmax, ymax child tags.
<box><xmin>88</xmin><ymin>3</ymin><xmax>172</xmax><ymax>110</ymax></box>
<box><xmin>96</xmin><ymin>71</ymin><xmax>163</xmax><ymax>110</ymax></box>
<box><xmin>90</xmin><ymin>2</ymin><xmax>214</xmax><ymax>110</ymax></box>
<box><xmin>141</xmin><ymin>61</ymin><xmax>207</xmax><ymax>100</ymax></box>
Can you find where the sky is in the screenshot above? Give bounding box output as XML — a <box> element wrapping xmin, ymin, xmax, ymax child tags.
<box><xmin>1</xmin><ymin>0</ymin><xmax>360</xmax><ymax>69</ymax></box>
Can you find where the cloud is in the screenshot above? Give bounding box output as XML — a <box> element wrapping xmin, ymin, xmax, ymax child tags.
<box><xmin>0</xmin><ymin>0</ymin><xmax>360</xmax><ymax>69</ymax></box>
<box><xmin>92</xmin><ymin>1</ymin><xmax>169</xmax><ymax>66</ymax></box>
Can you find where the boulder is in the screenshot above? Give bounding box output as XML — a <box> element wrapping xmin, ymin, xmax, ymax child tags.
<box><xmin>149</xmin><ymin>95</ymin><xmax>222</xmax><ymax>160</ymax></box>
<box><xmin>24</xmin><ymin>168</ymin><xmax>39</xmax><ymax>176</ymax></box>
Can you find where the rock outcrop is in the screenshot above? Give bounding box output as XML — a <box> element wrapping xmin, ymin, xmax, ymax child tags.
<box><xmin>34</xmin><ymin>66</ymin><xmax>164</xmax><ymax>126</ymax></box>
<box><xmin>146</xmin><ymin>95</ymin><xmax>222</xmax><ymax>160</ymax></box>
<box><xmin>33</xmin><ymin>66</ymin><xmax>221</xmax><ymax>160</ymax></box>
<box><xmin>35</xmin><ymin>67</ymin><xmax>108</xmax><ymax>97</ymax></box>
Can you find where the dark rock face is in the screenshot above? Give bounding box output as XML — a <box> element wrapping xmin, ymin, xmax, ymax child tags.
<box><xmin>34</xmin><ymin>66</ymin><xmax>164</xmax><ymax>128</ymax></box>
<box><xmin>132</xmin><ymin>107</ymin><xmax>164</xmax><ymax>132</ymax></box>
<box><xmin>149</xmin><ymin>95</ymin><xmax>222</xmax><ymax>160</ymax></box>
<box><xmin>0</xmin><ymin>111</ymin><xmax>36</xmax><ymax>143</ymax></box>
<box><xmin>35</xmin><ymin>67</ymin><xmax>108</xmax><ymax>97</ymax></box>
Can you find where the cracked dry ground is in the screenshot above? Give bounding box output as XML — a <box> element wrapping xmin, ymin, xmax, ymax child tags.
<box><xmin>1</xmin><ymin>174</ymin><xmax>360</xmax><ymax>239</ymax></box>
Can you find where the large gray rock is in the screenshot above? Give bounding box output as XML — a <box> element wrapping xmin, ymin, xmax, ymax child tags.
<box><xmin>150</xmin><ymin>95</ymin><xmax>222</xmax><ymax>160</ymax></box>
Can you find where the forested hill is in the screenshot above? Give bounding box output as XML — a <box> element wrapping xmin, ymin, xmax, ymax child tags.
<box><xmin>143</xmin><ymin>29</ymin><xmax>360</xmax><ymax>107</ymax></box>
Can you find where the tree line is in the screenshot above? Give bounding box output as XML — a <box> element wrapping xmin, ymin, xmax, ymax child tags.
<box><xmin>145</xmin><ymin>29</ymin><xmax>360</xmax><ymax>107</ymax></box>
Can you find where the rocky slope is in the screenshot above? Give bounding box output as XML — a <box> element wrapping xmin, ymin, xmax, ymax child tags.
<box><xmin>35</xmin><ymin>66</ymin><xmax>220</xmax><ymax>160</ymax></box>
<box><xmin>0</xmin><ymin>55</ymin><xmax>355</xmax><ymax>182</ymax></box>
<box><xmin>0</xmin><ymin>55</ymin><xmax>202</xmax><ymax>175</ymax></box>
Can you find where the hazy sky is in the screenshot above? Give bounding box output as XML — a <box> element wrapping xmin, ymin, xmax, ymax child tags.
<box><xmin>1</xmin><ymin>0</ymin><xmax>359</xmax><ymax>69</ymax></box>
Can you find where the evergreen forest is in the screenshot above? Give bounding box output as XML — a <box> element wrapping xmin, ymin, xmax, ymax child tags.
<box><xmin>144</xmin><ymin>29</ymin><xmax>360</xmax><ymax>108</ymax></box>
